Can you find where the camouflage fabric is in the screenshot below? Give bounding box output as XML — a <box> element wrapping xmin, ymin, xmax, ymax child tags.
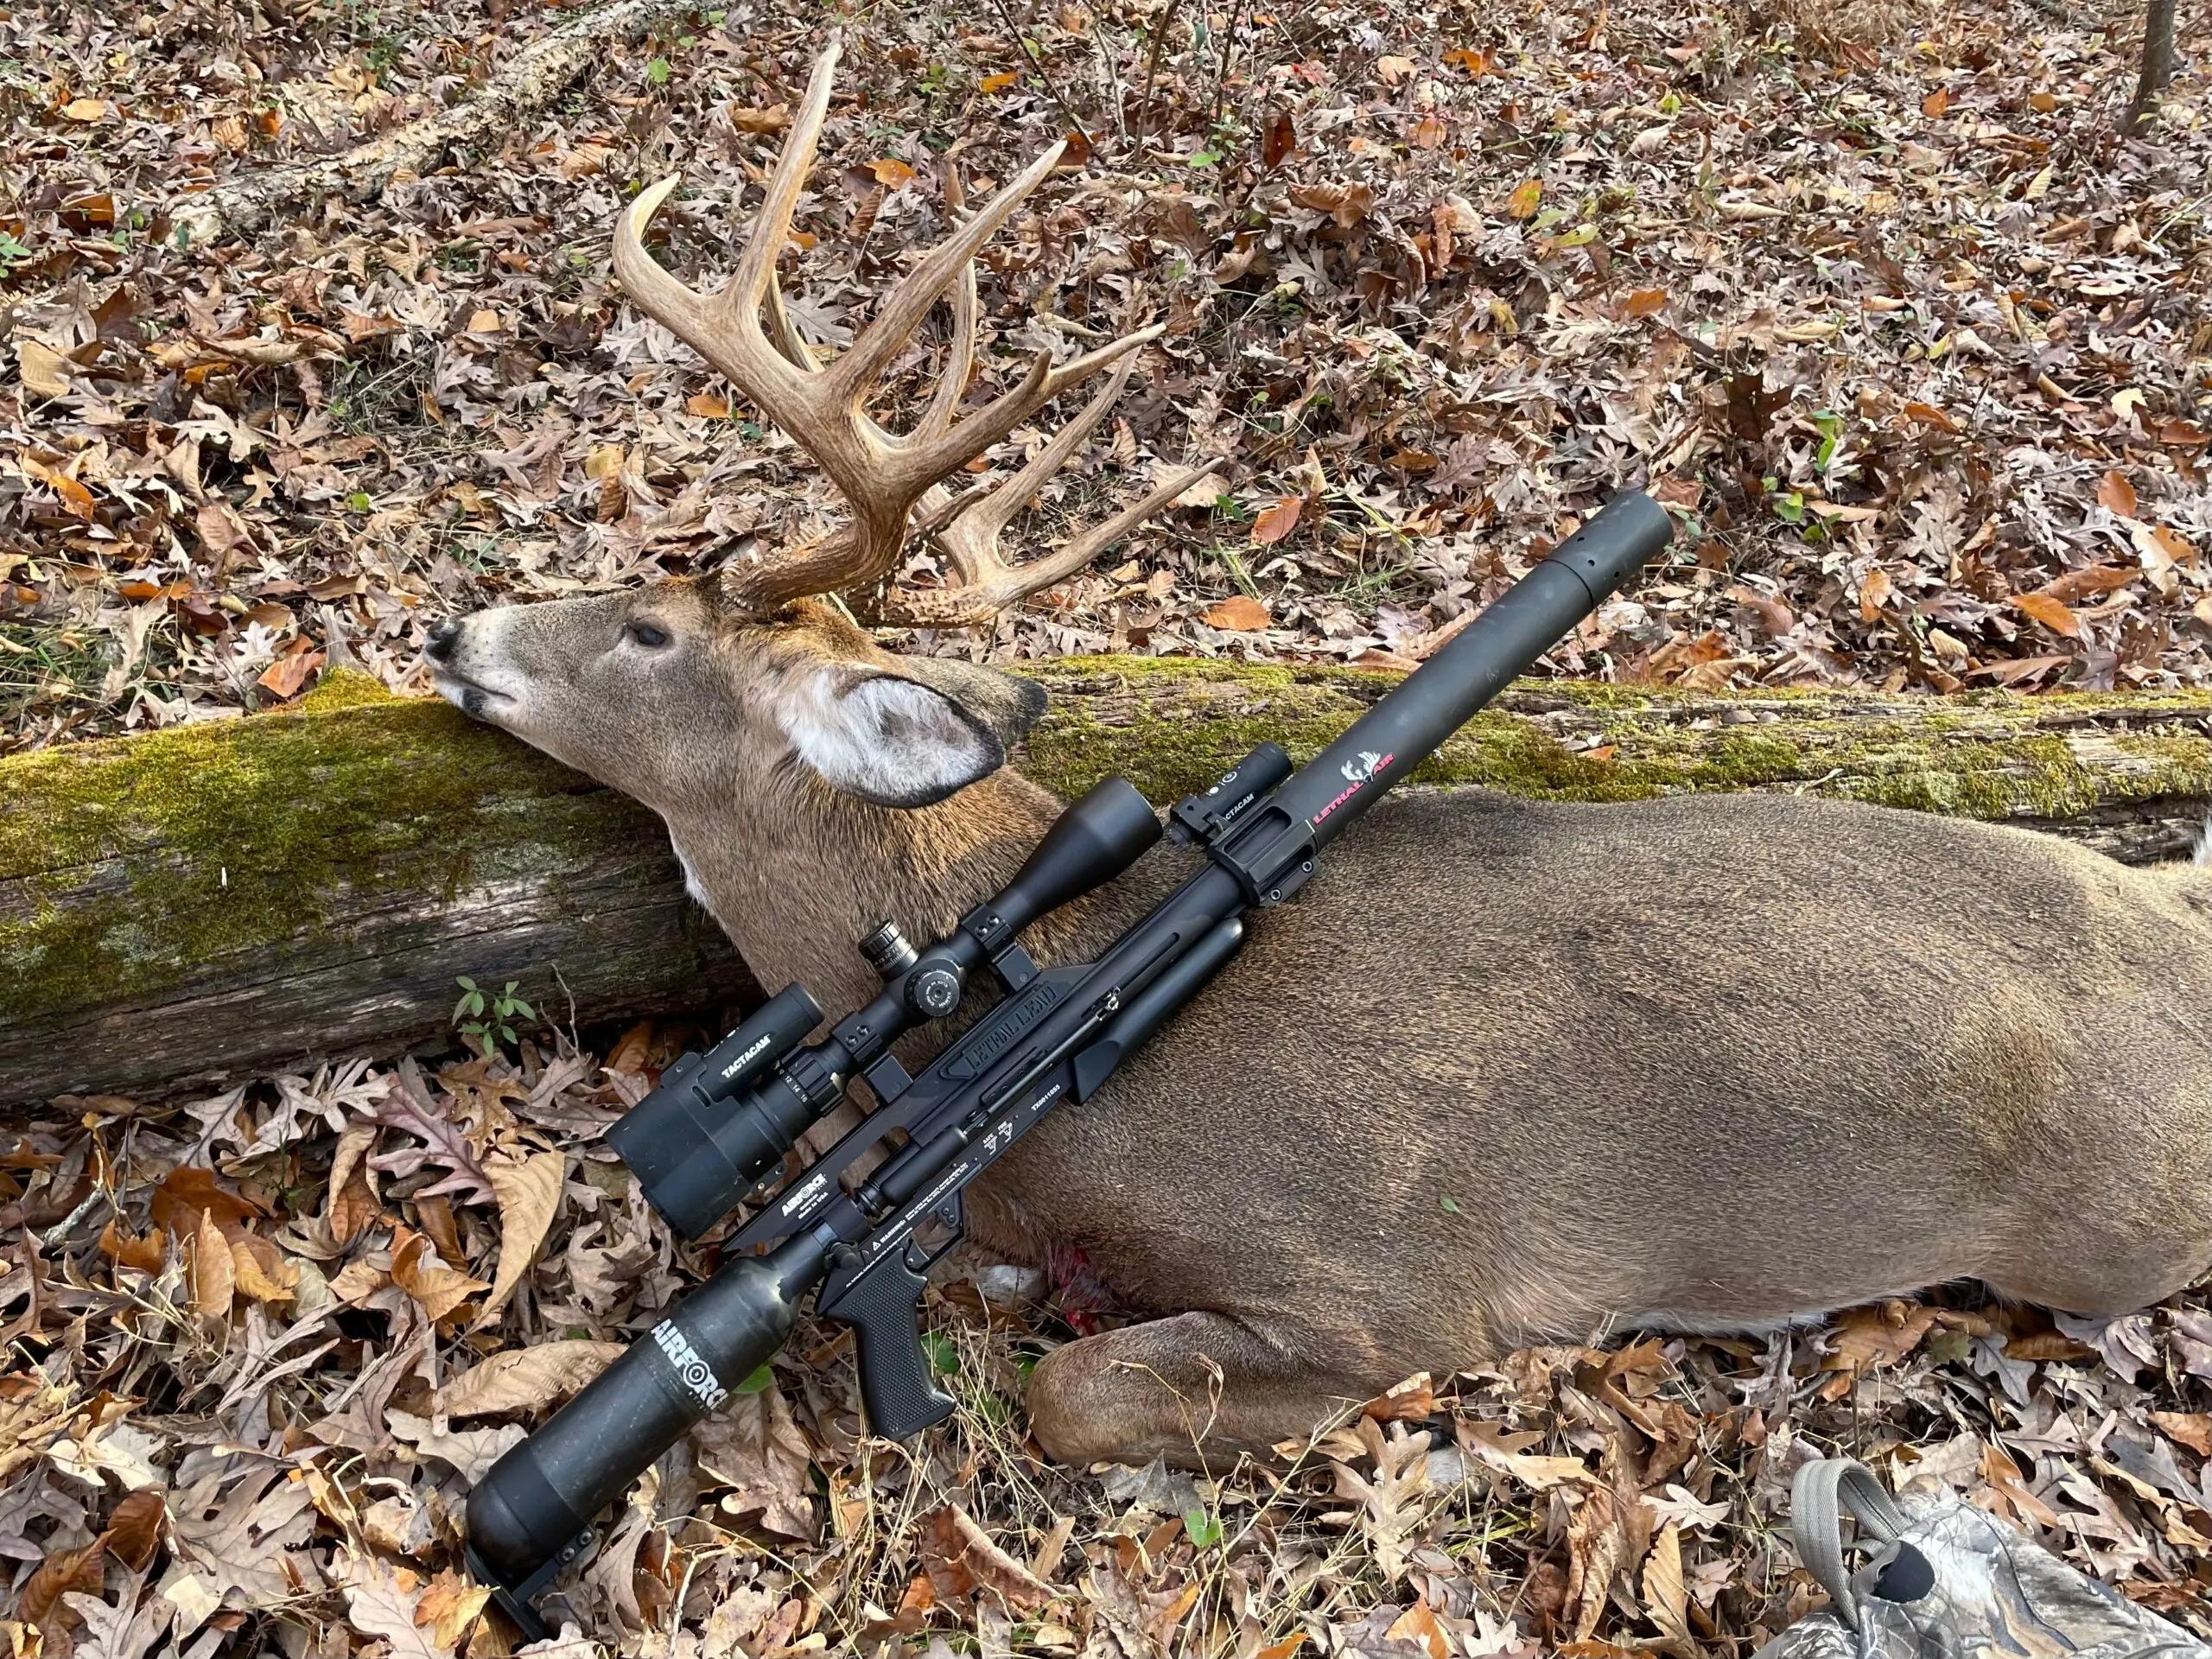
<box><xmin>1759</xmin><ymin>1459</ymin><xmax>2212</xmax><ymax>1659</ymax></box>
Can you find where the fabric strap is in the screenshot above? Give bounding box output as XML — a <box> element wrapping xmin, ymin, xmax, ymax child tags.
<box><xmin>1791</xmin><ymin>1458</ymin><xmax>1910</xmax><ymax>1632</ymax></box>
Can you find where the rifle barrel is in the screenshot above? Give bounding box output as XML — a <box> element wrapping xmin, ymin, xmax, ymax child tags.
<box><xmin>1270</xmin><ymin>492</ymin><xmax>1670</xmax><ymax>851</ymax></box>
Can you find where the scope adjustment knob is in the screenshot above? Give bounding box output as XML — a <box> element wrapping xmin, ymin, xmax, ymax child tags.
<box><xmin>906</xmin><ymin>963</ymin><xmax>963</xmax><ymax>1019</ymax></box>
<box><xmin>859</xmin><ymin>919</ymin><xmax>918</xmax><ymax>980</ymax></box>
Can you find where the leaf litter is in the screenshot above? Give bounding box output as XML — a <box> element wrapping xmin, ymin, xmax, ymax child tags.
<box><xmin>10</xmin><ymin>1020</ymin><xmax>2212</xmax><ymax>1656</ymax></box>
<box><xmin>6</xmin><ymin>0</ymin><xmax>2212</xmax><ymax>1652</ymax></box>
<box><xmin>2</xmin><ymin>0</ymin><xmax>2209</xmax><ymax>751</ymax></box>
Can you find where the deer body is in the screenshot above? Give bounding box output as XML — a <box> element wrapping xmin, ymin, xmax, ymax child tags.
<box><xmin>647</xmin><ymin>724</ymin><xmax>2212</xmax><ymax>1464</ymax></box>
<box><xmin>429</xmin><ymin>41</ymin><xmax>2212</xmax><ymax>1466</ymax></box>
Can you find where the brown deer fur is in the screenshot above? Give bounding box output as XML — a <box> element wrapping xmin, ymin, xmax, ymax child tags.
<box><xmin>431</xmin><ymin>579</ymin><xmax>2212</xmax><ymax>1467</ymax></box>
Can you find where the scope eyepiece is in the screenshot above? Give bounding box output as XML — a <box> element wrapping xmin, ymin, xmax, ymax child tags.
<box><xmin>604</xmin><ymin>983</ymin><xmax>824</xmax><ymax>1238</ymax></box>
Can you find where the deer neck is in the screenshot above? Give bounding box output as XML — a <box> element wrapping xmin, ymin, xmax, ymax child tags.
<box><xmin>663</xmin><ymin>766</ymin><xmax>1158</xmax><ymax>1019</ymax></box>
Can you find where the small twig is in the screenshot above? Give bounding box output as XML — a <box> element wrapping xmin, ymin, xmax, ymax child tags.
<box><xmin>993</xmin><ymin>0</ymin><xmax>1096</xmax><ymax>149</ymax></box>
<box><xmin>1207</xmin><ymin>0</ymin><xmax>1251</xmax><ymax>136</ymax></box>
<box><xmin>1135</xmin><ymin>0</ymin><xmax>1185</xmax><ymax>149</ymax></box>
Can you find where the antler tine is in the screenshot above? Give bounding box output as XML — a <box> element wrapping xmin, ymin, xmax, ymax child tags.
<box><xmin>934</xmin><ymin>356</ymin><xmax>1146</xmax><ymax>588</ymax></box>
<box><xmin>873</xmin><ymin>357</ymin><xmax>1219</xmax><ymax>627</ymax></box>
<box><xmin>761</xmin><ymin>270</ymin><xmax>817</xmax><ymax>372</ymax></box>
<box><xmin>613</xmin><ymin>41</ymin><xmax>842</xmax><ymax>408</ymax></box>
<box><xmin>912</xmin><ymin>162</ymin><xmax>976</xmax><ymax>444</ymax></box>
<box><xmin>824</xmin><ymin>140</ymin><xmax>1062</xmax><ymax>409</ymax></box>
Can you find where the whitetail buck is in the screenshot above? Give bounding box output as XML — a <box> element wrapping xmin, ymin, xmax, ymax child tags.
<box><xmin>429</xmin><ymin>41</ymin><xmax>2212</xmax><ymax>1465</ymax></box>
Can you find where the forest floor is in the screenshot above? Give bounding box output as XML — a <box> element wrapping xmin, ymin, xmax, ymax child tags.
<box><xmin>5</xmin><ymin>0</ymin><xmax>2212</xmax><ymax>1656</ymax></box>
<box><xmin>2</xmin><ymin>0</ymin><xmax>2210</xmax><ymax>753</ymax></box>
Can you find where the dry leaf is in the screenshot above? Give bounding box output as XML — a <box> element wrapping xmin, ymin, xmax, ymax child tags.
<box><xmin>257</xmin><ymin>639</ymin><xmax>325</xmax><ymax>700</ymax></box>
<box><xmin>871</xmin><ymin>156</ymin><xmax>918</xmax><ymax>188</ymax></box>
<box><xmin>328</xmin><ymin>1122</ymin><xmax>381</xmax><ymax>1243</ymax></box>
<box><xmin>191</xmin><ymin>1209</ymin><xmax>236</xmax><ymax>1316</ymax></box>
<box><xmin>1624</xmin><ymin>289</ymin><xmax>1668</xmax><ymax>319</ymax></box>
<box><xmin>483</xmin><ymin>1150</ymin><xmax>563</xmax><ymax>1315</ymax></box>
<box><xmin>2152</xmin><ymin>1413</ymin><xmax>2212</xmax><ymax>1457</ymax></box>
<box><xmin>2012</xmin><ymin>591</ymin><xmax>2082</xmax><ymax>639</ymax></box>
<box><xmin>103</xmin><ymin>1491</ymin><xmax>167</xmax><ymax>1571</ymax></box>
<box><xmin>918</xmin><ymin>1504</ymin><xmax>1053</xmax><ymax>1612</ymax></box>
<box><xmin>439</xmin><ymin>1339</ymin><xmax>625</xmax><ymax>1418</ymax></box>
<box><xmin>340</xmin><ymin>1553</ymin><xmax>450</xmax><ymax>1659</ymax></box>
<box><xmin>413</xmin><ymin>1570</ymin><xmax>491</xmax><ymax>1651</ymax></box>
<box><xmin>1506</xmin><ymin>179</ymin><xmax>1543</xmax><ymax>219</ymax></box>
<box><xmin>685</xmin><ymin>391</ymin><xmax>730</xmax><ymax>419</ymax></box>
<box><xmin>1565</xmin><ymin>1481</ymin><xmax>1630</xmax><ymax>1639</ymax></box>
<box><xmin>390</xmin><ymin>1226</ymin><xmax>488</xmax><ymax>1323</ymax></box>
<box><xmin>17</xmin><ymin>340</ymin><xmax>70</xmax><ymax>398</ymax></box>
<box><xmin>1922</xmin><ymin>86</ymin><xmax>1950</xmax><ymax>117</ymax></box>
<box><xmin>1249</xmin><ymin>495</ymin><xmax>1303</xmax><ymax>545</ymax></box>
<box><xmin>1385</xmin><ymin>1601</ymin><xmax>1448</xmax><ymax>1659</ymax></box>
<box><xmin>61</xmin><ymin>97</ymin><xmax>108</xmax><ymax>122</ymax></box>
<box><xmin>1903</xmin><ymin>401</ymin><xmax>1962</xmax><ymax>433</ymax></box>
<box><xmin>229</xmin><ymin>1233</ymin><xmax>298</xmax><ymax>1305</ymax></box>
<box><xmin>696</xmin><ymin>1385</ymin><xmax>817</xmax><ymax>1539</ymax></box>
<box><xmin>1329</xmin><ymin>1418</ymin><xmax>1432</xmax><ymax>1582</ymax></box>
<box><xmin>2098</xmin><ymin>470</ymin><xmax>2139</xmax><ymax>518</ymax></box>
<box><xmin>22</xmin><ymin>1539</ymin><xmax>106</xmax><ymax>1635</ymax></box>
<box><xmin>1643</xmin><ymin>1522</ymin><xmax>1691</xmax><ymax>1646</ymax></box>
<box><xmin>1204</xmin><ymin>594</ymin><xmax>1272</xmax><ymax>631</ymax></box>
<box><xmin>101</xmin><ymin>1219</ymin><xmax>167</xmax><ymax>1273</ymax></box>
<box><xmin>1361</xmin><ymin>1372</ymin><xmax>1436</xmax><ymax>1421</ymax></box>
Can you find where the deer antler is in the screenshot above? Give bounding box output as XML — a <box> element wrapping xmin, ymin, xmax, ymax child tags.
<box><xmin>613</xmin><ymin>36</ymin><xmax>1207</xmax><ymax>620</ymax></box>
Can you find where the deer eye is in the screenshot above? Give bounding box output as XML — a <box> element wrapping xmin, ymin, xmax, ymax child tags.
<box><xmin>627</xmin><ymin>621</ymin><xmax>670</xmax><ymax>649</ymax></box>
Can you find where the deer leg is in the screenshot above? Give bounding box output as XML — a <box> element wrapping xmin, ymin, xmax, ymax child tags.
<box><xmin>1026</xmin><ymin>1311</ymin><xmax>1365</xmax><ymax>1468</ymax></box>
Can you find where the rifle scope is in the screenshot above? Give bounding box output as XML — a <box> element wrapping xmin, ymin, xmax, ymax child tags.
<box><xmin>606</xmin><ymin>774</ymin><xmax>1161</xmax><ymax>1239</ymax></box>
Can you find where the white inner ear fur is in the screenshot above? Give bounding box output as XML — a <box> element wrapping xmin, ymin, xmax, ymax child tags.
<box><xmin>779</xmin><ymin>669</ymin><xmax>1001</xmax><ymax>808</ymax></box>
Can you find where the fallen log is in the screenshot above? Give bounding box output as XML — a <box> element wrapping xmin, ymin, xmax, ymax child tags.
<box><xmin>167</xmin><ymin>0</ymin><xmax>685</xmax><ymax>248</ymax></box>
<box><xmin>3</xmin><ymin>666</ymin><xmax>2206</xmax><ymax>1109</ymax></box>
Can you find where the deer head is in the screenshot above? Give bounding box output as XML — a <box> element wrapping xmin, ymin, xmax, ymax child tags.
<box><xmin>427</xmin><ymin>40</ymin><xmax>1209</xmax><ymax>975</ymax></box>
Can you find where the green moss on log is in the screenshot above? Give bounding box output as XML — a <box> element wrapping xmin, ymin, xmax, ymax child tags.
<box><xmin>1</xmin><ymin>673</ymin><xmax>640</xmax><ymax>1023</ymax></box>
<box><xmin>1014</xmin><ymin>658</ymin><xmax>2212</xmax><ymax>823</ymax></box>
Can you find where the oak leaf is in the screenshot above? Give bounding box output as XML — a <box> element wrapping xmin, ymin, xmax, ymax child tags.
<box><xmin>438</xmin><ymin>1339</ymin><xmax>625</xmax><ymax>1418</ymax></box>
<box><xmin>696</xmin><ymin>1384</ymin><xmax>817</xmax><ymax>1539</ymax></box>
<box><xmin>390</xmin><ymin>1227</ymin><xmax>487</xmax><ymax>1323</ymax></box>
<box><xmin>191</xmin><ymin>1210</ymin><xmax>235</xmax><ymax>1316</ymax></box>
<box><xmin>340</xmin><ymin>1554</ymin><xmax>451</xmax><ymax>1659</ymax></box>
<box><xmin>482</xmin><ymin>1149</ymin><xmax>564</xmax><ymax>1315</ymax></box>
<box><xmin>17</xmin><ymin>340</ymin><xmax>70</xmax><ymax>398</ymax></box>
<box><xmin>918</xmin><ymin>1503</ymin><xmax>1053</xmax><ymax>1612</ymax></box>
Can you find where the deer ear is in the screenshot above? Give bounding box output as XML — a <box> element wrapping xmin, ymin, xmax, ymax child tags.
<box><xmin>779</xmin><ymin>663</ymin><xmax>1046</xmax><ymax>809</ymax></box>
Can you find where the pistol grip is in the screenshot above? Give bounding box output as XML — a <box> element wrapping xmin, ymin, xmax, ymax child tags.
<box><xmin>824</xmin><ymin>1248</ymin><xmax>955</xmax><ymax>1440</ymax></box>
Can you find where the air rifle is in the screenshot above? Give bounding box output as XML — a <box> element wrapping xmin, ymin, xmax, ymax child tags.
<box><xmin>465</xmin><ymin>491</ymin><xmax>1674</xmax><ymax>1637</ymax></box>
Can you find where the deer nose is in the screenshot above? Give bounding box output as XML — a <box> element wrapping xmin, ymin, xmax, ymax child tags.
<box><xmin>425</xmin><ymin>620</ymin><xmax>461</xmax><ymax>664</ymax></box>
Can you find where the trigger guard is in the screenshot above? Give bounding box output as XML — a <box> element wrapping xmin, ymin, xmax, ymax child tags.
<box><xmin>912</xmin><ymin>1192</ymin><xmax>964</xmax><ymax>1268</ymax></box>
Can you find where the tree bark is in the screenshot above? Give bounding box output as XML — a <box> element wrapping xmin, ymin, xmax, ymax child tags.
<box><xmin>2121</xmin><ymin>0</ymin><xmax>2180</xmax><ymax>134</ymax></box>
<box><xmin>4</xmin><ymin>667</ymin><xmax>2207</xmax><ymax>1109</ymax></box>
<box><xmin>166</xmin><ymin>0</ymin><xmax>682</xmax><ymax>248</ymax></box>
